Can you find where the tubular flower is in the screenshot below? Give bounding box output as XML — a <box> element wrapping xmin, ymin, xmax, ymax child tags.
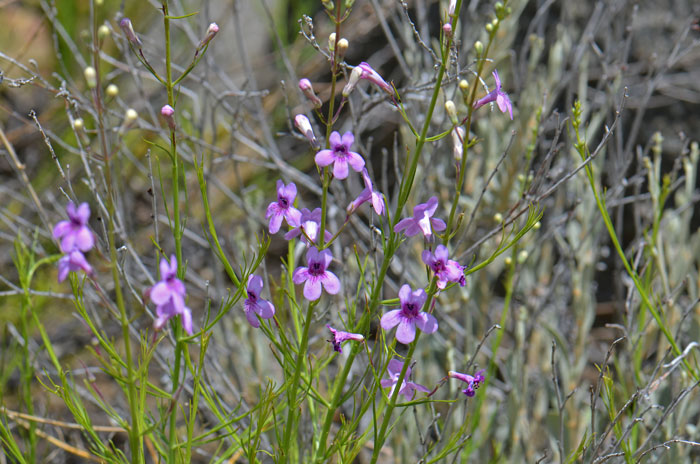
<box><xmin>266</xmin><ymin>180</ymin><xmax>302</xmax><ymax>234</ymax></box>
<box><xmin>357</xmin><ymin>62</ymin><xmax>393</xmax><ymax>95</ymax></box>
<box><xmin>448</xmin><ymin>369</ymin><xmax>486</xmax><ymax>397</ymax></box>
<box><xmin>53</xmin><ymin>202</ymin><xmax>95</xmax><ymax>253</ymax></box>
<box><xmin>315</xmin><ymin>131</ymin><xmax>365</xmax><ymax>179</ymax></box>
<box><xmin>149</xmin><ymin>255</ymin><xmax>193</xmax><ymax>335</ymax></box>
<box><xmin>421</xmin><ymin>245</ymin><xmax>465</xmax><ymax>289</ymax></box>
<box><xmin>284</xmin><ymin>208</ymin><xmax>332</xmax><ymax>246</ymax></box>
<box><xmin>347</xmin><ymin>168</ymin><xmax>385</xmax><ymax>216</ymax></box>
<box><xmin>327</xmin><ymin>325</ymin><xmax>364</xmax><ymax>353</ymax></box>
<box><xmin>243</xmin><ymin>275</ymin><xmax>275</xmax><ymax>328</ymax></box>
<box><xmin>393</xmin><ymin>196</ymin><xmax>446</xmax><ymax>238</ymax></box>
<box><xmin>380</xmin><ymin>284</ymin><xmax>438</xmax><ymax>344</ymax></box>
<box><xmin>380</xmin><ymin>359</ymin><xmax>430</xmax><ymax>401</ymax></box>
<box><xmin>57</xmin><ymin>250</ymin><xmax>93</xmax><ymax>282</ymax></box>
<box><xmin>294</xmin><ymin>114</ymin><xmax>318</xmax><ymax>148</ymax></box>
<box><xmin>473</xmin><ymin>70</ymin><xmax>513</xmax><ymax>120</ymax></box>
<box><xmin>292</xmin><ymin>247</ymin><xmax>341</xmax><ymax>301</ymax></box>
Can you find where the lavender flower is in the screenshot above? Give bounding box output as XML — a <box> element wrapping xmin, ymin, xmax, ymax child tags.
<box><xmin>380</xmin><ymin>359</ymin><xmax>430</xmax><ymax>401</ymax></box>
<box><xmin>243</xmin><ymin>275</ymin><xmax>275</xmax><ymax>328</ymax></box>
<box><xmin>422</xmin><ymin>245</ymin><xmax>465</xmax><ymax>289</ymax></box>
<box><xmin>266</xmin><ymin>180</ymin><xmax>302</xmax><ymax>234</ymax></box>
<box><xmin>57</xmin><ymin>250</ymin><xmax>93</xmax><ymax>282</ymax></box>
<box><xmin>292</xmin><ymin>247</ymin><xmax>340</xmax><ymax>301</ymax></box>
<box><xmin>381</xmin><ymin>285</ymin><xmax>438</xmax><ymax>344</ymax></box>
<box><xmin>449</xmin><ymin>369</ymin><xmax>486</xmax><ymax>397</ymax></box>
<box><xmin>347</xmin><ymin>168</ymin><xmax>385</xmax><ymax>215</ymax></box>
<box><xmin>149</xmin><ymin>255</ymin><xmax>193</xmax><ymax>335</ymax></box>
<box><xmin>315</xmin><ymin>131</ymin><xmax>365</xmax><ymax>179</ymax></box>
<box><xmin>327</xmin><ymin>324</ymin><xmax>364</xmax><ymax>353</ymax></box>
<box><xmin>357</xmin><ymin>62</ymin><xmax>393</xmax><ymax>95</ymax></box>
<box><xmin>284</xmin><ymin>208</ymin><xmax>332</xmax><ymax>245</ymax></box>
<box><xmin>393</xmin><ymin>196</ymin><xmax>446</xmax><ymax>238</ymax></box>
<box><xmin>473</xmin><ymin>70</ymin><xmax>513</xmax><ymax>120</ymax></box>
<box><xmin>53</xmin><ymin>202</ymin><xmax>95</xmax><ymax>253</ymax></box>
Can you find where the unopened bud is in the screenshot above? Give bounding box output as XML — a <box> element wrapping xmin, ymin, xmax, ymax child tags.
<box><xmin>343</xmin><ymin>66</ymin><xmax>362</xmax><ymax>97</ymax></box>
<box><xmin>125</xmin><ymin>108</ymin><xmax>138</xmax><ymax>125</ymax></box>
<box><xmin>322</xmin><ymin>0</ymin><xmax>334</xmax><ymax>10</ymax></box>
<box><xmin>492</xmin><ymin>18</ymin><xmax>499</xmax><ymax>28</ymax></box>
<box><xmin>328</xmin><ymin>33</ymin><xmax>336</xmax><ymax>52</ymax></box>
<box><xmin>517</xmin><ymin>250</ymin><xmax>529</xmax><ymax>263</ymax></box>
<box><xmin>504</xmin><ymin>256</ymin><xmax>512</xmax><ymax>266</ymax></box>
<box><xmin>73</xmin><ymin>118</ymin><xmax>84</xmax><ymax>130</ymax></box>
<box><xmin>98</xmin><ymin>24</ymin><xmax>110</xmax><ymax>40</ymax></box>
<box><xmin>493</xmin><ymin>212</ymin><xmax>503</xmax><ymax>223</ymax></box>
<box><xmin>336</xmin><ymin>38</ymin><xmax>349</xmax><ymax>61</ymax></box>
<box><xmin>533</xmin><ymin>221</ymin><xmax>541</xmax><ymax>230</ymax></box>
<box><xmin>294</xmin><ymin>114</ymin><xmax>318</xmax><ymax>148</ymax></box>
<box><xmin>452</xmin><ymin>126</ymin><xmax>465</xmax><ymax>161</ymax></box>
<box><xmin>120</xmin><ymin>18</ymin><xmax>141</xmax><ymax>47</ymax></box>
<box><xmin>448</xmin><ymin>0</ymin><xmax>457</xmax><ymax>16</ymax></box>
<box><xmin>345</xmin><ymin>0</ymin><xmax>357</xmax><ymax>8</ymax></box>
<box><xmin>485</xmin><ymin>23</ymin><xmax>493</xmax><ymax>33</ymax></box>
<box><xmin>474</xmin><ymin>40</ymin><xmax>484</xmax><ymax>56</ymax></box>
<box><xmin>299</xmin><ymin>78</ymin><xmax>322</xmax><ymax>109</ymax></box>
<box><xmin>161</xmin><ymin>105</ymin><xmax>176</xmax><ymax>130</ymax></box>
<box><xmin>459</xmin><ymin>79</ymin><xmax>469</xmax><ymax>92</ymax></box>
<box><xmin>445</xmin><ymin>100</ymin><xmax>458</xmax><ymax>125</ymax></box>
<box><xmin>198</xmin><ymin>23</ymin><xmax>219</xmax><ymax>50</ymax></box>
<box><xmin>443</xmin><ymin>23</ymin><xmax>452</xmax><ymax>37</ymax></box>
<box><xmin>106</xmin><ymin>84</ymin><xmax>119</xmax><ymax>98</ymax></box>
<box><xmin>84</xmin><ymin>66</ymin><xmax>97</xmax><ymax>89</ymax></box>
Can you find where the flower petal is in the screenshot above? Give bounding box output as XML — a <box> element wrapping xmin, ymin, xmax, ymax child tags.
<box><xmin>247</xmin><ymin>275</ymin><xmax>263</xmax><ymax>296</ymax></box>
<box><xmin>76</xmin><ymin>203</ymin><xmax>91</xmax><ymax>224</ymax></box>
<box><xmin>268</xmin><ymin>213</ymin><xmax>283</xmax><ymax>234</ymax></box>
<box><xmin>415</xmin><ymin>312</ymin><xmax>438</xmax><ymax>334</ymax></box>
<box><xmin>180</xmin><ymin>307</ymin><xmax>193</xmax><ymax>335</ymax></box>
<box><xmin>257</xmin><ymin>299</ymin><xmax>275</xmax><ymax>319</ymax></box>
<box><xmin>380</xmin><ymin>309</ymin><xmax>402</xmax><ymax>331</ymax></box>
<box><xmin>292</xmin><ymin>267</ymin><xmax>309</xmax><ymax>284</ymax></box>
<box><xmin>303</xmin><ymin>277</ymin><xmax>322</xmax><ymax>301</ymax></box>
<box><xmin>332</xmin><ymin>159</ymin><xmax>349</xmax><ymax>179</ymax></box>
<box><xmin>150</xmin><ymin>282</ymin><xmax>172</xmax><ymax>305</ymax></box>
<box><xmin>347</xmin><ymin>152</ymin><xmax>365</xmax><ymax>172</ymax></box>
<box><xmin>395</xmin><ymin>320</ymin><xmax>416</xmax><ymax>344</ymax></box>
<box><xmin>329</xmin><ymin>131</ymin><xmax>342</xmax><ymax>149</ymax></box>
<box><xmin>245</xmin><ymin>307</ymin><xmax>261</xmax><ymax>328</ymax></box>
<box><xmin>321</xmin><ymin>271</ymin><xmax>340</xmax><ymax>295</ymax></box>
<box><xmin>341</xmin><ymin>131</ymin><xmax>354</xmax><ymax>148</ymax></box>
<box><xmin>315</xmin><ymin>149</ymin><xmax>335</xmax><ymax>167</ymax></box>
<box><xmin>75</xmin><ymin>227</ymin><xmax>94</xmax><ymax>252</ymax></box>
<box><xmin>52</xmin><ymin>221</ymin><xmax>71</xmax><ymax>240</ymax></box>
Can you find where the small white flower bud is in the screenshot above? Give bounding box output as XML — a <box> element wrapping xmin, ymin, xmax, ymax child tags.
<box><xmin>125</xmin><ymin>108</ymin><xmax>138</xmax><ymax>125</ymax></box>
<box><xmin>342</xmin><ymin>66</ymin><xmax>363</xmax><ymax>97</ymax></box>
<box><xmin>493</xmin><ymin>212</ymin><xmax>503</xmax><ymax>223</ymax></box>
<box><xmin>474</xmin><ymin>41</ymin><xmax>484</xmax><ymax>56</ymax></box>
<box><xmin>98</xmin><ymin>25</ymin><xmax>110</xmax><ymax>40</ymax></box>
<box><xmin>517</xmin><ymin>250</ymin><xmax>529</xmax><ymax>263</ymax></box>
<box><xmin>106</xmin><ymin>84</ymin><xmax>119</xmax><ymax>98</ymax></box>
<box><xmin>452</xmin><ymin>126</ymin><xmax>465</xmax><ymax>161</ymax></box>
<box><xmin>294</xmin><ymin>114</ymin><xmax>318</xmax><ymax>148</ymax></box>
<box><xmin>84</xmin><ymin>66</ymin><xmax>97</xmax><ymax>89</ymax></box>
<box><xmin>198</xmin><ymin>23</ymin><xmax>219</xmax><ymax>50</ymax></box>
<box><xmin>459</xmin><ymin>79</ymin><xmax>469</xmax><ymax>92</ymax></box>
<box><xmin>73</xmin><ymin>118</ymin><xmax>84</xmax><ymax>130</ymax></box>
<box><xmin>445</xmin><ymin>100</ymin><xmax>458</xmax><ymax>125</ymax></box>
<box><xmin>328</xmin><ymin>32</ymin><xmax>336</xmax><ymax>52</ymax></box>
<box><xmin>448</xmin><ymin>0</ymin><xmax>457</xmax><ymax>16</ymax></box>
<box><xmin>336</xmin><ymin>38</ymin><xmax>349</xmax><ymax>60</ymax></box>
<box><xmin>504</xmin><ymin>256</ymin><xmax>512</xmax><ymax>266</ymax></box>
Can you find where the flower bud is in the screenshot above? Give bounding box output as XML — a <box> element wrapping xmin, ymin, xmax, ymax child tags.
<box><xmin>459</xmin><ymin>79</ymin><xmax>469</xmax><ymax>92</ymax></box>
<box><xmin>106</xmin><ymin>84</ymin><xmax>119</xmax><ymax>98</ymax></box>
<box><xmin>342</xmin><ymin>67</ymin><xmax>361</xmax><ymax>98</ymax></box>
<box><xmin>84</xmin><ymin>66</ymin><xmax>97</xmax><ymax>89</ymax></box>
<box><xmin>474</xmin><ymin>40</ymin><xmax>484</xmax><ymax>56</ymax></box>
<box><xmin>448</xmin><ymin>0</ymin><xmax>457</xmax><ymax>15</ymax></box>
<box><xmin>443</xmin><ymin>23</ymin><xmax>452</xmax><ymax>37</ymax></box>
<box><xmin>336</xmin><ymin>38</ymin><xmax>349</xmax><ymax>61</ymax></box>
<box><xmin>198</xmin><ymin>23</ymin><xmax>219</xmax><ymax>50</ymax></box>
<box><xmin>493</xmin><ymin>212</ymin><xmax>503</xmax><ymax>223</ymax></box>
<box><xmin>345</xmin><ymin>0</ymin><xmax>357</xmax><ymax>8</ymax></box>
<box><xmin>120</xmin><ymin>18</ymin><xmax>141</xmax><ymax>47</ymax></box>
<box><xmin>357</xmin><ymin>62</ymin><xmax>393</xmax><ymax>95</ymax></box>
<box><xmin>98</xmin><ymin>24</ymin><xmax>110</xmax><ymax>40</ymax></box>
<box><xmin>452</xmin><ymin>126</ymin><xmax>465</xmax><ymax>161</ymax></box>
<box><xmin>328</xmin><ymin>33</ymin><xmax>336</xmax><ymax>52</ymax></box>
<box><xmin>294</xmin><ymin>114</ymin><xmax>318</xmax><ymax>148</ymax></box>
<box><xmin>517</xmin><ymin>250</ymin><xmax>528</xmax><ymax>263</ymax></box>
<box><xmin>73</xmin><ymin>118</ymin><xmax>84</xmax><ymax>130</ymax></box>
<box><xmin>299</xmin><ymin>78</ymin><xmax>322</xmax><ymax>109</ymax></box>
<box><xmin>445</xmin><ymin>100</ymin><xmax>458</xmax><ymax>125</ymax></box>
<box><xmin>125</xmin><ymin>108</ymin><xmax>138</xmax><ymax>125</ymax></box>
<box><xmin>504</xmin><ymin>256</ymin><xmax>512</xmax><ymax>266</ymax></box>
<box><xmin>485</xmin><ymin>23</ymin><xmax>493</xmax><ymax>33</ymax></box>
<box><xmin>161</xmin><ymin>105</ymin><xmax>176</xmax><ymax>130</ymax></box>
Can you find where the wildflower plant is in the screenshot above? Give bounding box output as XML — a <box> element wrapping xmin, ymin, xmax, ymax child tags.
<box><xmin>1</xmin><ymin>0</ymin><xmax>699</xmax><ymax>463</ymax></box>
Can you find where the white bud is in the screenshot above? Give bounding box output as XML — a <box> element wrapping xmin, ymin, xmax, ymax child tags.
<box><xmin>106</xmin><ymin>84</ymin><xmax>119</xmax><ymax>98</ymax></box>
<box><xmin>125</xmin><ymin>108</ymin><xmax>138</xmax><ymax>125</ymax></box>
<box><xmin>73</xmin><ymin>118</ymin><xmax>84</xmax><ymax>130</ymax></box>
<box><xmin>84</xmin><ymin>66</ymin><xmax>97</xmax><ymax>89</ymax></box>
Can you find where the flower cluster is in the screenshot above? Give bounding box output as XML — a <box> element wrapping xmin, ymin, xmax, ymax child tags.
<box><xmin>53</xmin><ymin>201</ymin><xmax>95</xmax><ymax>282</ymax></box>
<box><xmin>148</xmin><ymin>256</ymin><xmax>193</xmax><ymax>335</ymax></box>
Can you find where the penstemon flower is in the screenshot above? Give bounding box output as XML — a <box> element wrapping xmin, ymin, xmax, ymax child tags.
<box><xmin>148</xmin><ymin>255</ymin><xmax>193</xmax><ymax>335</ymax></box>
<box><xmin>448</xmin><ymin>369</ymin><xmax>486</xmax><ymax>397</ymax></box>
<box><xmin>266</xmin><ymin>180</ymin><xmax>302</xmax><ymax>234</ymax></box>
<box><xmin>357</xmin><ymin>62</ymin><xmax>393</xmax><ymax>95</ymax></box>
<box><xmin>393</xmin><ymin>196</ymin><xmax>446</xmax><ymax>238</ymax></box>
<box><xmin>380</xmin><ymin>359</ymin><xmax>430</xmax><ymax>401</ymax></box>
<box><xmin>284</xmin><ymin>208</ymin><xmax>332</xmax><ymax>246</ymax></box>
<box><xmin>326</xmin><ymin>325</ymin><xmax>364</xmax><ymax>353</ymax></box>
<box><xmin>243</xmin><ymin>275</ymin><xmax>275</xmax><ymax>328</ymax></box>
<box><xmin>57</xmin><ymin>250</ymin><xmax>93</xmax><ymax>282</ymax></box>
<box><xmin>422</xmin><ymin>245</ymin><xmax>465</xmax><ymax>289</ymax></box>
<box><xmin>473</xmin><ymin>70</ymin><xmax>513</xmax><ymax>120</ymax></box>
<box><xmin>294</xmin><ymin>114</ymin><xmax>318</xmax><ymax>148</ymax></box>
<box><xmin>53</xmin><ymin>201</ymin><xmax>95</xmax><ymax>253</ymax></box>
<box><xmin>381</xmin><ymin>284</ymin><xmax>438</xmax><ymax>344</ymax></box>
<box><xmin>292</xmin><ymin>247</ymin><xmax>340</xmax><ymax>301</ymax></box>
<box><xmin>315</xmin><ymin>131</ymin><xmax>365</xmax><ymax>179</ymax></box>
<box><xmin>347</xmin><ymin>168</ymin><xmax>385</xmax><ymax>216</ymax></box>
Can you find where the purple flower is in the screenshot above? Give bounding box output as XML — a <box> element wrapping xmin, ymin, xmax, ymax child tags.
<box><xmin>292</xmin><ymin>247</ymin><xmax>340</xmax><ymax>301</ymax></box>
<box><xmin>53</xmin><ymin>201</ymin><xmax>95</xmax><ymax>253</ymax></box>
<box><xmin>380</xmin><ymin>359</ymin><xmax>430</xmax><ymax>401</ymax></box>
<box><xmin>347</xmin><ymin>168</ymin><xmax>385</xmax><ymax>215</ymax></box>
<box><xmin>327</xmin><ymin>324</ymin><xmax>364</xmax><ymax>353</ymax></box>
<box><xmin>315</xmin><ymin>131</ymin><xmax>365</xmax><ymax>179</ymax></box>
<box><xmin>57</xmin><ymin>250</ymin><xmax>93</xmax><ymax>282</ymax></box>
<box><xmin>284</xmin><ymin>208</ymin><xmax>332</xmax><ymax>246</ymax></box>
<box><xmin>380</xmin><ymin>285</ymin><xmax>438</xmax><ymax>344</ymax></box>
<box><xmin>473</xmin><ymin>70</ymin><xmax>513</xmax><ymax>120</ymax></box>
<box><xmin>243</xmin><ymin>275</ymin><xmax>275</xmax><ymax>328</ymax></box>
<box><xmin>393</xmin><ymin>196</ymin><xmax>446</xmax><ymax>238</ymax></box>
<box><xmin>421</xmin><ymin>245</ymin><xmax>465</xmax><ymax>289</ymax></box>
<box><xmin>449</xmin><ymin>369</ymin><xmax>486</xmax><ymax>397</ymax></box>
<box><xmin>357</xmin><ymin>62</ymin><xmax>393</xmax><ymax>95</ymax></box>
<box><xmin>149</xmin><ymin>255</ymin><xmax>193</xmax><ymax>335</ymax></box>
<box><xmin>266</xmin><ymin>180</ymin><xmax>302</xmax><ymax>234</ymax></box>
